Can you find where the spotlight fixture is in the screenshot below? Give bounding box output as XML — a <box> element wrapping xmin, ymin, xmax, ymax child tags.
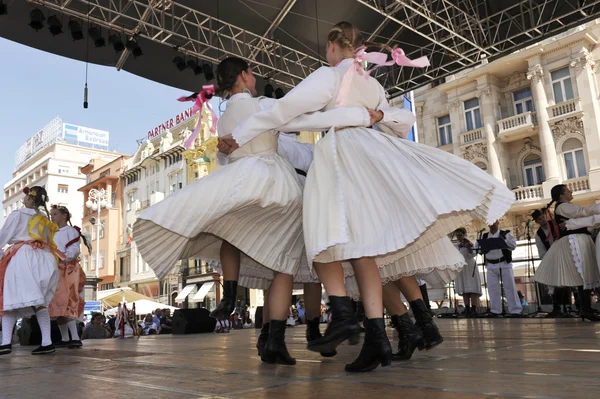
<box><xmin>0</xmin><ymin>1</ymin><xmax>8</xmax><ymax>16</ymax></box>
<box><xmin>264</xmin><ymin>83</ymin><xmax>274</xmax><ymax>98</ymax></box>
<box><xmin>68</xmin><ymin>19</ymin><xmax>83</xmax><ymax>41</ymax></box>
<box><xmin>186</xmin><ymin>59</ymin><xmax>198</xmax><ymax>70</ymax></box>
<box><xmin>173</xmin><ymin>55</ymin><xmax>186</xmax><ymax>71</ymax></box>
<box><xmin>47</xmin><ymin>15</ymin><xmax>63</xmax><ymax>36</ymax></box>
<box><xmin>202</xmin><ymin>64</ymin><xmax>214</xmax><ymax>81</ymax></box>
<box><xmin>126</xmin><ymin>39</ymin><xmax>143</xmax><ymax>58</ymax></box>
<box><xmin>108</xmin><ymin>33</ymin><xmax>125</xmax><ymax>52</ymax></box>
<box><xmin>88</xmin><ymin>26</ymin><xmax>105</xmax><ymax>48</ymax></box>
<box><xmin>193</xmin><ymin>65</ymin><xmax>203</xmax><ymax>75</ymax></box>
<box><xmin>275</xmin><ymin>87</ymin><xmax>285</xmax><ymax>99</ymax></box>
<box><xmin>29</xmin><ymin>9</ymin><xmax>45</xmax><ymax>31</ymax></box>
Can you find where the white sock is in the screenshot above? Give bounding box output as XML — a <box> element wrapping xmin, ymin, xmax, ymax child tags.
<box><xmin>35</xmin><ymin>308</ymin><xmax>52</xmax><ymax>347</ymax></box>
<box><xmin>1</xmin><ymin>313</ymin><xmax>17</xmax><ymax>346</ymax></box>
<box><xmin>67</xmin><ymin>320</ymin><xmax>80</xmax><ymax>341</ymax></box>
<box><xmin>58</xmin><ymin>323</ymin><xmax>70</xmax><ymax>342</ymax></box>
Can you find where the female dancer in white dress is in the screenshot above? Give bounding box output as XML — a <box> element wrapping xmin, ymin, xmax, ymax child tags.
<box><xmin>221</xmin><ymin>21</ymin><xmax>514</xmax><ymax>372</ymax></box>
<box><xmin>0</xmin><ymin>186</ymin><xmax>59</xmax><ymax>355</ymax></box>
<box><xmin>534</xmin><ymin>184</ymin><xmax>600</xmax><ymax>321</ymax></box>
<box><xmin>134</xmin><ymin>57</ymin><xmax>378</xmax><ymax>365</ymax></box>
<box><xmin>454</xmin><ymin>228</ymin><xmax>482</xmax><ymax>317</ymax></box>
<box><xmin>48</xmin><ymin>205</ymin><xmax>89</xmax><ymax>348</ymax></box>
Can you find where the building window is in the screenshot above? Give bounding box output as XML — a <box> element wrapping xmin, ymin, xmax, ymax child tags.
<box><xmin>91</xmin><ymin>254</ymin><xmax>96</xmax><ymax>270</ymax></box>
<box><xmin>83</xmin><ymin>255</ymin><xmax>89</xmax><ymax>272</ymax></box>
<box><xmin>464</xmin><ymin>98</ymin><xmax>482</xmax><ymax>131</ymax></box>
<box><xmin>99</xmin><ymin>220</ymin><xmax>105</xmax><ymax>238</ymax></box>
<box><xmin>100</xmin><ymin>283</ymin><xmax>114</xmax><ymax>291</ymax></box>
<box><xmin>100</xmin><ymin>250</ymin><xmax>105</xmax><ymax>269</ymax></box>
<box><xmin>437</xmin><ymin>115</ymin><xmax>452</xmax><ymax>146</ymax></box>
<box><xmin>57</xmin><ymin>184</ymin><xmax>68</xmax><ymax>194</ymax></box>
<box><xmin>127</xmin><ymin>194</ymin><xmax>133</xmax><ymax>211</ymax></box>
<box><xmin>523</xmin><ymin>154</ymin><xmax>544</xmax><ymax>186</ymax></box>
<box><xmin>91</xmin><ymin>225</ymin><xmax>97</xmax><ymax>241</ymax></box>
<box><xmin>513</xmin><ymin>88</ymin><xmax>534</xmax><ymax>114</ymax></box>
<box><xmin>562</xmin><ymin>138</ymin><xmax>587</xmax><ymax>179</ymax></box>
<box><xmin>551</xmin><ymin>67</ymin><xmax>574</xmax><ymax>104</ymax></box>
<box><xmin>58</xmin><ymin>166</ymin><xmax>70</xmax><ymax>174</ymax></box>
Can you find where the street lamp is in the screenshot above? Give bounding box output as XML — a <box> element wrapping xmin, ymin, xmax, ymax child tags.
<box><xmin>86</xmin><ymin>188</ymin><xmax>108</xmax><ymax>284</ymax></box>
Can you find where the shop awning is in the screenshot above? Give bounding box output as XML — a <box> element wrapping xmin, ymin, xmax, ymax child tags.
<box><xmin>175</xmin><ymin>284</ymin><xmax>196</xmax><ymax>303</ymax></box>
<box><xmin>192</xmin><ymin>282</ymin><xmax>214</xmax><ymax>302</ymax></box>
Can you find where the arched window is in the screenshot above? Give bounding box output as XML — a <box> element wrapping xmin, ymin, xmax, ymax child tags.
<box><xmin>523</xmin><ymin>154</ymin><xmax>544</xmax><ymax>186</ymax></box>
<box><xmin>474</xmin><ymin>162</ymin><xmax>487</xmax><ymax>171</ymax></box>
<box><xmin>562</xmin><ymin>138</ymin><xmax>587</xmax><ymax>179</ymax></box>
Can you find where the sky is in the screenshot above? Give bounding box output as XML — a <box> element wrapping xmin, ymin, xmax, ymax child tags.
<box><xmin>0</xmin><ymin>37</ymin><xmax>211</xmax><ymax>187</ymax></box>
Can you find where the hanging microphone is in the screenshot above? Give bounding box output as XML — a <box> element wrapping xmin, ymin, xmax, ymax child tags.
<box><xmin>479</xmin><ymin>228</ymin><xmax>486</xmax><ymax>233</ymax></box>
<box><xmin>83</xmin><ymin>83</ymin><xmax>88</xmax><ymax>109</ymax></box>
<box><xmin>526</xmin><ymin>219</ymin><xmax>531</xmax><ymax>227</ymax></box>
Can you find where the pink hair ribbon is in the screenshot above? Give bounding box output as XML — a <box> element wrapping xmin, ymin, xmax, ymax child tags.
<box><xmin>335</xmin><ymin>46</ymin><xmax>430</xmax><ymax>107</ymax></box>
<box><xmin>178</xmin><ymin>84</ymin><xmax>218</xmax><ymax>149</ymax></box>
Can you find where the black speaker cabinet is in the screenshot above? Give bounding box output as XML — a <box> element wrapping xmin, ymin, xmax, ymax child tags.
<box><xmin>172</xmin><ymin>308</ymin><xmax>216</xmax><ymax>334</ymax></box>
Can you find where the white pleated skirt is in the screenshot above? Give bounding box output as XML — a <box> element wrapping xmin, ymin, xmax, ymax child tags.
<box><xmin>304</xmin><ymin>127</ymin><xmax>514</xmax><ymax>285</ymax></box>
<box><xmin>3</xmin><ymin>245</ymin><xmax>58</xmax><ymax>317</ymax></box>
<box><xmin>534</xmin><ymin>234</ymin><xmax>600</xmax><ymax>290</ymax></box>
<box><xmin>134</xmin><ymin>153</ymin><xmax>305</xmax><ymax>280</ymax></box>
<box><xmin>455</xmin><ymin>255</ymin><xmax>482</xmax><ymax>296</ymax></box>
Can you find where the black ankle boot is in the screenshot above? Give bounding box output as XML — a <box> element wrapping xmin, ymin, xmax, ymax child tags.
<box><xmin>261</xmin><ymin>320</ymin><xmax>296</xmax><ymax>365</ymax></box>
<box><xmin>410</xmin><ymin>299</ymin><xmax>443</xmax><ymax>350</ymax></box>
<box><xmin>306</xmin><ymin>317</ymin><xmax>337</xmax><ymax>357</ymax></box>
<box><xmin>344</xmin><ymin>318</ymin><xmax>392</xmax><ymax>372</ymax></box>
<box><xmin>256</xmin><ymin>322</ymin><xmax>269</xmax><ymax>356</ymax></box>
<box><xmin>578</xmin><ymin>287</ymin><xmax>600</xmax><ymax>322</ymax></box>
<box><xmin>463</xmin><ymin>305</ymin><xmax>471</xmax><ymax>318</ymax></box>
<box><xmin>210</xmin><ymin>280</ymin><xmax>237</xmax><ymax>319</ymax></box>
<box><xmin>307</xmin><ymin>296</ymin><xmax>361</xmax><ymax>354</ymax></box>
<box><xmin>390</xmin><ymin>314</ymin><xmax>424</xmax><ymax>361</ymax></box>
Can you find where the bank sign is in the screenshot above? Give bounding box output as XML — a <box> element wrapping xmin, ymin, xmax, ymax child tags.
<box><xmin>63</xmin><ymin>124</ymin><xmax>110</xmax><ymax>148</ymax></box>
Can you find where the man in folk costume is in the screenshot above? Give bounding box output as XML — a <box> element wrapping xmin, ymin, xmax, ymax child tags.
<box><xmin>532</xmin><ymin>209</ymin><xmax>567</xmax><ymax>317</ymax></box>
<box><xmin>479</xmin><ymin>221</ymin><xmax>522</xmax><ymax>316</ymax></box>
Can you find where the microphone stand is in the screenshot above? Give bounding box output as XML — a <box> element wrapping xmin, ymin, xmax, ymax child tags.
<box><xmin>475</xmin><ymin>229</ymin><xmax>491</xmax><ymax>315</ymax></box>
<box><xmin>525</xmin><ymin>221</ymin><xmax>546</xmax><ymax>317</ymax></box>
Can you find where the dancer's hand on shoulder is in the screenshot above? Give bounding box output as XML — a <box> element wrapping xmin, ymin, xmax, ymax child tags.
<box><xmin>367</xmin><ymin>109</ymin><xmax>384</xmax><ymax>125</ymax></box>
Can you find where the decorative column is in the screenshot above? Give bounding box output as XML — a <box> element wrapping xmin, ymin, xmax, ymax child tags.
<box><xmin>447</xmin><ymin>100</ymin><xmax>462</xmax><ymax>156</ymax></box>
<box><xmin>477</xmin><ymin>86</ymin><xmax>504</xmax><ymax>182</ymax></box>
<box><xmin>570</xmin><ymin>48</ymin><xmax>600</xmax><ymax>190</ymax></box>
<box><xmin>527</xmin><ymin>60</ymin><xmax>560</xmax><ymax>196</ymax></box>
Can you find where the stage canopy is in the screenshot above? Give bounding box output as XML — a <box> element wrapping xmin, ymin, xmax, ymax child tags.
<box><xmin>2</xmin><ymin>1</ymin><xmax>600</xmax><ymax>97</ymax></box>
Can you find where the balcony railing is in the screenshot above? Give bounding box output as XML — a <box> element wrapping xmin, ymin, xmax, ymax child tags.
<box><xmin>547</xmin><ymin>98</ymin><xmax>582</xmax><ymax>120</ymax></box>
<box><xmin>566</xmin><ymin>177</ymin><xmax>590</xmax><ymax>193</ymax></box>
<box><xmin>497</xmin><ymin>112</ymin><xmax>537</xmax><ymax>135</ymax></box>
<box><xmin>513</xmin><ymin>185</ymin><xmax>544</xmax><ymax>202</ymax></box>
<box><xmin>459</xmin><ymin>128</ymin><xmax>485</xmax><ymax>146</ymax></box>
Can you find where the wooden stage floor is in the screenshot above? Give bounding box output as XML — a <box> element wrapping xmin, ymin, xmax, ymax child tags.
<box><xmin>1</xmin><ymin>318</ymin><xmax>598</xmax><ymax>399</ymax></box>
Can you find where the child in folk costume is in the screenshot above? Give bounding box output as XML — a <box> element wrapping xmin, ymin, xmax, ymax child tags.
<box><xmin>48</xmin><ymin>205</ymin><xmax>90</xmax><ymax>348</ymax></box>
<box><xmin>221</xmin><ymin>21</ymin><xmax>514</xmax><ymax>372</ymax></box>
<box><xmin>134</xmin><ymin>57</ymin><xmax>381</xmax><ymax>365</ymax></box>
<box><xmin>0</xmin><ymin>186</ymin><xmax>60</xmax><ymax>355</ymax></box>
<box><xmin>454</xmin><ymin>228</ymin><xmax>482</xmax><ymax>317</ymax></box>
<box><xmin>534</xmin><ymin>184</ymin><xmax>600</xmax><ymax>321</ymax></box>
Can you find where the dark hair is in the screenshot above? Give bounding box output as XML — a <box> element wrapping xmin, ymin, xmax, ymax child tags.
<box><xmin>531</xmin><ymin>210</ymin><xmax>543</xmax><ymax>219</ymax></box>
<box><xmin>454</xmin><ymin>227</ymin><xmax>467</xmax><ymax>235</ymax></box>
<box><xmin>328</xmin><ymin>21</ymin><xmax>393</xmax><ymax>54</ymax></box>
<box><xmin>91</xmin><ymin>312</ymin><xmax>102</xmax><ymax>321</ymax></box>
<box><xmin>53</xmin><ymin>205</ymin><xmax>72</xmax><ymax>224</ymax></box>
<box><xmin>216</xmin><ymin>57</ymin><xmax>250</xmax><ymax>97</ymax></box>
<box><xmin>28</xmin><ymin>186</ymin><xmax>50</xmax><ymax>217</ymax></box>
<box><xmin>546</xmin><ymin>184</ymin><xmax>567</xmax><ymax>211</ymax></box>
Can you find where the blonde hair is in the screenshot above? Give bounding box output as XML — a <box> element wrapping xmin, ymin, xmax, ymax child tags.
<box><xmin>328</xmin><ymin>21</ymin><xmax>393</xmax><ymax>54</ymax></box>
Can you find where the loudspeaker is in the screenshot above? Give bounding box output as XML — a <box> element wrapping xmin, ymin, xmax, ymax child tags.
<box><xmin>172</xmin><ymin>308</ymin><xmax>216</xmax><ymax>334</ymax></box>
<box><xmin>254</xmin><ymin>306</ymin><xmax>263</xmax><ymax>329</ymax></box>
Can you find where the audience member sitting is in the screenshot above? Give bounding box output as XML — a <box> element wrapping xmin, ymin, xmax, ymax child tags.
<box><xmin>141</xmin><ymin>314</ymin><xmax>159</xmax><ymax>335</ymax></box>
<box><xmin>82</xmin><ymin>312</ymin><xmax>112</xmax><ymax>339</ymax></box>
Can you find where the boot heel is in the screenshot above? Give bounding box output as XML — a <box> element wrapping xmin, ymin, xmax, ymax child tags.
<box><xmin>348</xmin><ymin>332</ymin><xmax>361</xmax><ymax>345</ymax></box>
<box><xmin>380</xmin><ymin>352</ymin><xmax>392</xmax><ymax>367</ymax></box>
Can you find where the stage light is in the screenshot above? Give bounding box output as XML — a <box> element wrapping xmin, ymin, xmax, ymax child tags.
<box><xmin>29</xmin><ymin>9</ymin><xmax>45</xmax><ymax>31</ymax></box>
<box><xmin>264</xmin><ymin>84</ymin><xmax>274</xmax><ymax>98</ymax></box>
<box><xmin>275</xmin><ymin>88</ymin><xmax>285</xmax><ymax>99</ymax></box>
<box><xmin>193</xmin><ymin>65</ymin><xmax>203</xmax><ymax>75</ymax></box>
<box><xmin>126</xmin><ymin>39</ymin><xmax>143</xmax><ymax>58</ymax></box>
<box><xmin>108</xmin><ymin>33</ymin><xmax>124</xmax><ymax>52</ymax></box>
<box><xmin>202</xmin><ymin>64</ymin><xmax>214</xmax><ymax>81</ymax></box>
<box><xmin>173</xmin><ymin>55</ymin><xmax>186</xmax><ymax>71</ymax></box>
<box><xmin>68</xmin><ymin>19</ymin><xmax>83</xmax><ymax>41</ymax></box>
<box><xmin>88</xmin><ymin>26</ymin><xmax>105</xmax><ymax>48</ymax></box>
<box><xmin>47</xmin><ymin>15</ymin><xmax>63</xmax><ymax>36</ymax></box>
<box><xmin>186</xmin><ymin>59</ymin><xmax>198</xmax><ymax>70</ymax></box>
<box><xmin>0</xmin><ymin>1</ymin><xmax>8</xmax><ymax>16</ymax></box>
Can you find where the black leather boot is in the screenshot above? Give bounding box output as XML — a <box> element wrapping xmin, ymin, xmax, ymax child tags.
<box><xmin>578</xmin><ymin>287</ymin><xmax>600</xmax><ymax>322</ymax></box>
<box><xmin>307</xmin><ymin>296</ymin><xmax>361</xmax><ymax>354</ymax></box>
<box><xmin>306</xmin><ymin>317</ymin><xmax>337</xmax><ymax>357</ymax></box>
<box><xmin>410</xmin><ymin>299</ymin><xmax>443</xmax><ymax>350</ymax></box>
<box><xmin>256</xmin><ymin>322</ymin><xmax>269</xmax><ymax>356</ymax></box>
<box><xmin>390</xmin><ymin>314</ymin><xmax>424</xmax><ymax>361</ymax></box>
<box><xmin>344</xmin><ymin>318</ymin><xmax>392</xmax><ymax>372</ymax></box>
<box><xmin>210</xmin><ymin>280</ymin><xmax>237</xmax><ymax>319</ymax></box>
<box><xmin>463</xmin><ymin>305</ymin><xmax>471</xmax><ymax>318</ymax></box>
<box><xmin>261</xmin><ymin>320</ymin><xmax>296</xmax><ymax>365</ymax></box>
